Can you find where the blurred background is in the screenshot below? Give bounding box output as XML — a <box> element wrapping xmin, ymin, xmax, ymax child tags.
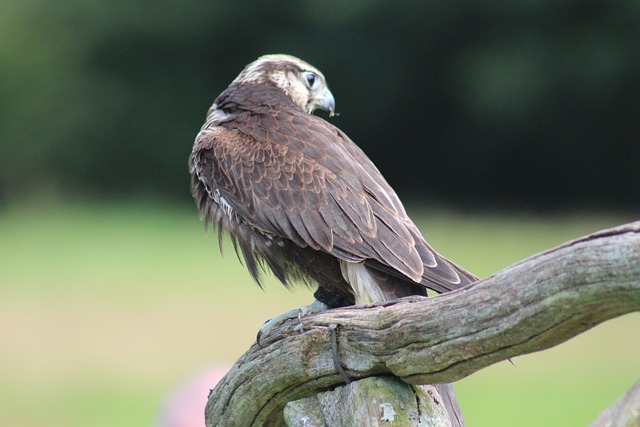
<box><xmin>1</xmin><ymin>1</ymin><xmax>638</xmax><ymax>426</ymax></box>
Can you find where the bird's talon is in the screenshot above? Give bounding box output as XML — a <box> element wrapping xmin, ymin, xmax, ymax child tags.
<box><xmin>296</xmin><ymin>308</ymin><xmax>305</xmax><ymax>333</ymax></box>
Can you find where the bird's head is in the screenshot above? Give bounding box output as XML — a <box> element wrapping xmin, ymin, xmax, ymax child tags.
<box><xmin>233</xmin><ymin>54</ymin><xmax>336</xmax><ymax>116</ymax></box>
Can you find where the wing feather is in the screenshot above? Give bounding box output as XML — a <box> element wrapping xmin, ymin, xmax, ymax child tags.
<box><xmin>191</xmin><ymin>106</ymin><xmax>472</xmax><ymax>291</ymax></box>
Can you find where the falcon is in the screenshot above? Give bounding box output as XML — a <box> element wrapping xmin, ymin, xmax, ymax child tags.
<box><xmin>190</xmin><ymin>54</ymin><xmax>476</xmax><ymax>308</ymax></box>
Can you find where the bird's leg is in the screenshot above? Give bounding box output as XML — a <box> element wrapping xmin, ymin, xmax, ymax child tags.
<box><xmin>255</xmin><ymin>300</ymin><xmax>351</xmax><ymax>385</ymax></box>
<box><xmin>292</xmin><ymin>299</ymin><xmax>329</xmax><ymax>332</ymax></box>
<box><xmin>256</xmin><ymin>299</ymin><xmax>329</xmax><ymax>347</ymax></box>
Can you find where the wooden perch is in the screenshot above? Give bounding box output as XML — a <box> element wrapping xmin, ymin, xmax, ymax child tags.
<box><xmin>205</xmin><ymin>221</ymin><xmax>640</xmax><ymax>426</ymax></box>
<box><xmin>590</xmin><ymin>379</ymin><xmax>640</xmax><ymax>427</ymax></box>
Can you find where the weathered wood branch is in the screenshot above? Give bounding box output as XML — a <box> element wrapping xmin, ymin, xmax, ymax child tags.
<box><xmin>206</xmin><ymin>221</ymin><xmax>640</xmax><ymax>426</ymax></box>
<box><xmin>590</xmin><ymin>379</ymin><xmax>640</xmax><ymax>427</ymax></box>
<box><xmin>283</xmin><ymin>378</ymin><xmax>462</xmax><ymax>426</ymax></box>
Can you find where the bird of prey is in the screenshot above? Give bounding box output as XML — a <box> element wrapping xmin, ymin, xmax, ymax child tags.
<box><xmin>190</xmin><ymin>54</ymin><xmax>476</xmax><ymax>308</ymax></box>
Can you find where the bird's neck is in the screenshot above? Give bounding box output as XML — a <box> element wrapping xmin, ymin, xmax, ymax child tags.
<box><xmin>215</xmin><ymin>82</ymin><xmax>300</xmax><ymax>115</ymax></box>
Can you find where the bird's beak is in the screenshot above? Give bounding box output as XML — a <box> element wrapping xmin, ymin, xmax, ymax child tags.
<box><xmin>314</xmin><ymin>88</ymin><xmax>336</xmax><ymax>117</ymax></box>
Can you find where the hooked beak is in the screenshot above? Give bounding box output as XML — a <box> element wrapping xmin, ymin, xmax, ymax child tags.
<box><xmin>313</xmin><ymin>88</ymin><xmax>337</xmax><ymax>117</ymax></box>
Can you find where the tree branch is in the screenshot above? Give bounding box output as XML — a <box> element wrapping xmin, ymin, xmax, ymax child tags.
<box><xmin>590</xmin><ymin>379</ymin><xmax>640</xmax><ymax>427</ymax></box>
<box><xmin>283</xmin><ymin>378</ymin><xmax>460</xmax><ymax>427</ymax></box>
<box><xmin>205</xmin><ymin>221</ymin><xmax>640</xmax><ymax>426</ymax></box>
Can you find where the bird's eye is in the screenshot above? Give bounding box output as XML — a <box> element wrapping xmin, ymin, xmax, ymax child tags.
<box><xmin>303</xmin><ymin>72</ymin><xmax>316</xmax><ymax>88</ymax></box>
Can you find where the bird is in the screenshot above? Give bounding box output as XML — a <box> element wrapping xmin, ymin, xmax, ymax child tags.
<box><xmin>190</xmin><ymin>54</ymin><xmax>476</xmax><ymax>308</ymax></box>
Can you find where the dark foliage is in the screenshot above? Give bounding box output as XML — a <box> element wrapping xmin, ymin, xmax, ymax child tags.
<box><xmin>2</xmin><ymin>0</ymin><xmax>638</xmax><ymax>210</ymax></box>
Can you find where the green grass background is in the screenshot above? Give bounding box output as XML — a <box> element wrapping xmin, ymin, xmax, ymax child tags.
<box><xmin>0</xmin><ymin>202</ymin><xmax>638</xmax><ymax>426</ymax></box>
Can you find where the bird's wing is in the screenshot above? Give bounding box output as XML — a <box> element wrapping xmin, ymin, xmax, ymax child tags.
<box><xmin>191</xmin><ymin>108</ymin><xmax>472</xmax><ymax>291</ymax></box>
<box><xmin>331</xmin><ymin>127</ymin><xmax>477</xmax><ymax>291</ymax></box>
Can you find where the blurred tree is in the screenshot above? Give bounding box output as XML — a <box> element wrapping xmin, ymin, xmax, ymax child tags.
<box><xmin>1</xmin><ymin>0</ymin><xmax>638</xmax><ymax>210</ymax></box>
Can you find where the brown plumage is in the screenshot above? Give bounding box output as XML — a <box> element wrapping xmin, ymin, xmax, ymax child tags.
<box><xmin>190</xmin><ymin>54</ymin><xmax>476</xmax><ymax>307</ymax></box>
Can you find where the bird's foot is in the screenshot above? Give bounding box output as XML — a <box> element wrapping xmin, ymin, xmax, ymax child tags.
<box><xmin>256</xmin><ymin>299</ymin><xmax>329</xmax><ymax>347</ymax></box>
<box><xmin>255</xmin><ymin>300</ymin><xmax>350</xmax><ymax>384</ymax></box>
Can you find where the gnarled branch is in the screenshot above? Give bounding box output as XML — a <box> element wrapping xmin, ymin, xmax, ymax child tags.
<box><xmin>206</xmin><ymin>221</ymin><xmax>640</xmax><ymax>426</ymax></box>
<box><xmin>590</xmin><ymin>379</ymin><xmax>640</xmax><ymax>427</ymax></box>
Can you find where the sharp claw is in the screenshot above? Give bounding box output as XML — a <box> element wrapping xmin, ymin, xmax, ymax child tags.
<box><xmin>296</xmin><ymin>308</ymin><xmax>304</xmax><ymax>333</ymax></box>
<box><xmin>255</xmin><ymin>299</ymin><xmax>330</xmax><ymax>345</ymax></box>
<box><xmin>256</xmin><ymin>329</ymin><xmax>264</xmax><ymax>348</ymax></box>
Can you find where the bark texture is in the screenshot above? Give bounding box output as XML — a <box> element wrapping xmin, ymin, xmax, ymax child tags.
<box><xmin>590</xmin><ymin>380</ymin><xmax>640</xmax><ymax>427</ymax></box>
<box><xmin>206</xmin><ymin>221</ymin><xmax>640</xmax><ymax>426</ymax></box>
<box><xmin>283</xmin><ymin>378</ymin><xmax>460</xmax><ymax>427</ymax></box>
